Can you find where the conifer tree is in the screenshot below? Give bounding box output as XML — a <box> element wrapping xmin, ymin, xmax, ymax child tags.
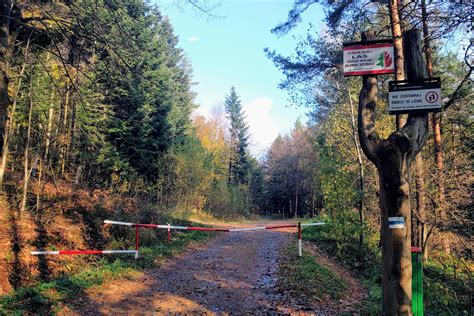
<box><xmin>224</xmin><ymin>87</ymin><xmax>250</xmax><ymax>186</ymax></box>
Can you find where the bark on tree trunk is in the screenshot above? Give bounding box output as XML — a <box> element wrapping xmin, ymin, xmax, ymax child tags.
<box><xmin>0</xmin><ymin>1</ymin><xmax>13</xmax><ymax>155</ymax></box>
<box><xmin>421</xmin><ymin>0</ymin><xmax>450</xmax><ymax>255</ymax></box>
<box><xmin>349</xmin><ymin>88</ymin><xmax>365</xmax><ymax>245</ymax></box>
<box><xmin>0</xmin><ymin>36</ymin><xmax>30</xmax><ymax>187</ymax></box>
<box><xmin>20</xmin><ymin>76</ymin><xmax>34</xmax><ymax>213</ymax></box>
<box><xmin>388</xmin><ymin>0</ymin><xmax>406</xmax><ymax>129</ymax></box>
<box><xmin>414</xmin><ymin>155</ymin><xmax>426</xmax><ymax>249</ymax></box>
<box><xmin>294</xmin><ymin>156</ymin><xmax>299</xmax><ymax>219</ymax></box>
<box><xmin>358</xmin><ymin>30</ymin><xmax>429</xmax><ymax>315</ymax></box>
<box><xmin>36</xmin><ymin>157</ymin><xmax>43</xmax><ymax>211</ymax></box>
<box><xmin>45</xmin><ymin>90</ymin><xmax>55</xmax><ymax>168</ymax></box>
<box><xmin>60</xmin><ymin>85</ymin><xmax>70</xmax><ymax>175</ymax></box>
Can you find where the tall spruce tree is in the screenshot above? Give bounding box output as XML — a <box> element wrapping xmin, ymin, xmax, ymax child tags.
<box><xmin>224</xmin><ymin>87</ymin><xmax>250</xmax><ymax>186</ymax></box>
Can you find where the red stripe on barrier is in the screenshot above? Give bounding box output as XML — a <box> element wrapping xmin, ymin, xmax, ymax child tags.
<box><xmin>59</xmin><ymin>250</ymin><xmax>103</xmax><ymax>255</ymax></box>
<box><xmin>265</xmin><ymin>224</ymin><xmax>298</xmax><ymax>230</ymax></box>
<box><xmin>133</xmin><ymin>223</ymin><xmax>158</xmax><ymax>228</ymax></box>
<box><xmin>135</xmin><ymin>226</ymin><xmax>139</xmax><ymax>252</ymax></box>
<box><xmin>187</xmin><ymin>227</ymin><xmax>229</xmax><ymax>232</ymax></box>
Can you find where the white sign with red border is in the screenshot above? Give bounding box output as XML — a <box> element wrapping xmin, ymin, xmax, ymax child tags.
<box><xmin>343</xmin><ymin>40</ymin><xmax>395</xmax><ymax>76</ymax></box>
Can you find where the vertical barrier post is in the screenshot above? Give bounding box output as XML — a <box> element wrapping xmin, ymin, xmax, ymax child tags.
<box><xmin>298</xmin><ymin>222</ymin><xmax>302</xmax><ymax>257</ymax></box>
<box><xmin>167</xmin><ymin>223</ymin><xmax>171</xmax><ymax>242</ymax></box>
<box><xmin>412</xmin><ymin>247</ymin><xmax>423</xmax><ymax>315</ymax></box>
<box><xmin>135</xmin><ymin>225</ymin><xmax>139</xmax><ymax>259</ymax></box>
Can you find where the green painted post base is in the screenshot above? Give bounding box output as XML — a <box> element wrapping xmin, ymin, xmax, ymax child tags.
<box><xmin>412</xmin><ymin>247</ymin><xmax>424</xmax><ymax>316</ymax></box>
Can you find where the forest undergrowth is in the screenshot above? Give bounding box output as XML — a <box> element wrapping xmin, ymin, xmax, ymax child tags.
<box><xmin>301</xmin><ymin>216</ymin><xmax>472</xmax><ymax>314</ymax></box>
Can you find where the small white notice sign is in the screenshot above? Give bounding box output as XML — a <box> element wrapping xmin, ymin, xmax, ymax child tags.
<box><xmin>343</xmin><ymin>40</ymin><xmax>395</xmax><ymax>76</ymax></box>
<box><xmin>388</xmin><ymin>217</ymin><xmax>405</xmax><ymax>229</ymax></box>
<box><xmin>389</xmin><ymin>78</ymin><xmax>442</xmax><ymax>114</ymax></box>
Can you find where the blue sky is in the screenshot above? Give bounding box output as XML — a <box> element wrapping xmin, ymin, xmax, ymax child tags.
<box><xmin>158</xmin><ymin>0</ymin><xmax>325</xmax><ymax>156</ymax></box>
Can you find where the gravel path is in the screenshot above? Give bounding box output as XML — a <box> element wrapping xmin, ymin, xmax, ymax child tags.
<box><xmin>76</xmin><ymin>222</ymin><xmax>297</xmax><ymax>314</ymax></box>
<box><xmin>72</xmin><ymin>221</ymin><xmax>367</xmax><ymax>315</ymax></box>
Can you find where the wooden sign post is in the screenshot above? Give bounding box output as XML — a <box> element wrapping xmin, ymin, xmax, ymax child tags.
<box><xmin>357</xmin><ymin>29</ymin><xmax>429</xmax><ymax>314</ymax></box>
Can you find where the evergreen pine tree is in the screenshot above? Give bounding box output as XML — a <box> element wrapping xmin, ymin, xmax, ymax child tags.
<box><xmin>224</xmin><ymin>87</ymin><xmax>250</xmax><ymax>186</ymax></box>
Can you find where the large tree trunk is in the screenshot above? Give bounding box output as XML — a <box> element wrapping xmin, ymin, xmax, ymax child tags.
<box><xmin>0</xmin><ymin>2</ymin><xmax>20</xmax><ymax>156</ymax></box>
<box><xmin>0</xmin><ymin>36</ymin><xmax>29</xmax><ymax>187</ymax></box>
<box><xmin>358</xmin><ymin>30</ymin><xmax>429</xmax><ymax>315</ymax></box>
<box><xmin>390</xmin><ymin>0</ymin><xmax>428</xmax><ymax>251</ymax></box>
<box><xmin>0</xmin><ymin>1</ymin><xmax>13</xmax><ymax>155</ymax></box>
<box><xmin>420</xmin><ymin>0</ymin><xmax>450</xmax><ymax>255</ymax></box>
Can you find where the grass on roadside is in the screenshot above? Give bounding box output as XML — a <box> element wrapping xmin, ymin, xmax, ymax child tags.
<box><xmin>0</xmin><ymin>229</ymin><xmax>213</xmax><ymax>315</ymax></box>
<box><xmin>278</xmin><ymin>244</ymin><xmax>348</xmax><ymax>306</ymax></box>
<box><xmin>301</xmin><ymin>219</ymin><xmax>382</xmax><ymax>313</ymax></box>
<box><xmin>301</xmin><ymin>217</ymin><xmax>472</xmax><ymax>314</ymax></box>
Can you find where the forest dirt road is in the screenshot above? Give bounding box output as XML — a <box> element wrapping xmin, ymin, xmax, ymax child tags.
<box><xmin>71</xmin><ymin>220</ymin><xmax>364</xmax><ymax>314</ymax></box>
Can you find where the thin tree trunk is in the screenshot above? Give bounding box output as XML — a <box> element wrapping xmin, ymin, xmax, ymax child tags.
<box><xmin>60</xmin><ymin>85</ymin><xmax>70</xmax><ymax>175</ymax></box>
<box><xmin>421</xmin><ymin>0</ymin><xmax>450</xmax><ymax>255</ymax></box>
<box><xmin>36</xmin><ymin>88</ymin><xmax>55</xmax><ymax>210</ymax></box>
<box><xmin>414</xmin><ymin>155</ymin><xmax>426</xmax><ymax>247</ymax></box>
<box><xmin>228</xmin><ymin>146</ymin><xmax>233</xmax><ymax>187</ymax></box>
<box><xmin>388</xmin><ymin>0</ymin><xmax>407</xmax><ymax>129</ymax></box>
<box><xmin>68</xmin><ymin>92</ymin><xmax>77</xmax><ymax>166</ymax></box>
<box><xmin>349</xmin><ymin>88</ymin><xmax>365</xmax><ymax>245</ymax></box>
<box><xmin>45</xmin><ymin>90</ymin><xmax>55</xmax><ymax>168</ymax></box>
<box><xmin>294</xmin><ymin>156</ymin><xmax>299</xmax><ymax>219</ymax></box>
<box><xmin>20</xmin><ymin>75</ymin><xmax>34</xmax><ymax>213</ymax></box>
<box><xmin>36</xmin><ymin>157</ymin><xmax>43</xmax><ymax>211</ymax></box>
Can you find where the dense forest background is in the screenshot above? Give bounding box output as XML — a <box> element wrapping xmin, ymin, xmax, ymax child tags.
<box><xmin>0</xmin><ymin>0</ymin><xmax>471</xmax><ymax>313</ymax></box>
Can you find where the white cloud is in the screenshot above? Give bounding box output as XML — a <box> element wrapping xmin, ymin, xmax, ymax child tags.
<box><xmin>243</xmin><ymin>97</ymin><xmax>279</xmax><ymax>157</ymax></box>
<box><xmin>187</xmin><ymin>35</ymin><xmax>200</xmax><ymax>43</ymax></box>
<box><xmin>192</xmin><ymin>106</ymin><xmax>210</xmax><ymax>119</ymax></box>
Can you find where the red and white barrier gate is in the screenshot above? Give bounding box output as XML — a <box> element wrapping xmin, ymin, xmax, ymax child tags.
<box><xmin>31</xmin><ymin>250</ymin><xmax>138</xmax><ymax>256</ymax></box>
<box><xmin>103</xmin><ymin>220</ymin><xmax>324</xmax><ymax>257</ymax></box>
<box><xmin>31</xmin><ymin>220</ymin><xmax>323</xmax><ymax>258</ymax></box>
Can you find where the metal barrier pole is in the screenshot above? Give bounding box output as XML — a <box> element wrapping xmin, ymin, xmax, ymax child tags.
<box><xmin>135</xmin><ymin>225</ymin><xmax>139</xmax><ymax>259</ymax></box>
<box><xmin>167</xmin><ymin>223</ymin><xmax>171</xmax><ymax>242</ymax></box>
<box><xmin>298</xmin><ymin>222</ymin><xmax>302</xmax><ymax>257</ymax></box>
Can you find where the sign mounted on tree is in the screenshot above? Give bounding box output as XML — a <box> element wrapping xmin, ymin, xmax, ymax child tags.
<box><xmin>343</xmin><ymin>40</ymin><xmax>395</xmax><ymax>76</ymax></box>
<box><xmin>388</xmin><ymin>78</ymin><xmax>441</xmax><ymax>114</ymax></box>
<box><xmin>388</xmin><ymin>217</ymin><xmax>405</xmax><ymax>229</ymax></box>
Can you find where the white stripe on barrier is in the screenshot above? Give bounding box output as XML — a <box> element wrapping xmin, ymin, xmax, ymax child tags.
<box><xmin>104</xmin><ymin>220</ymin><xmax>133</xmax><ymax>226</ymax></box>
<box><xmin>301</xmin><ymin>222</ymin><xmax>325</xmax><ymax>227</ymax></box>
<box><xmin>298</xmin><ymin>239</ymin><xmax>302</xmax><ymax>257</ymax></box>
<box><xmin>31</xmin><ymin>251</ymin><xmax>60</xmax><ymax>255</ymax></box>
<box><xmin>101</xmin><ymin>250</ymin><xmax>138</xmax><ymax>254</ymax></box>
<box><xmin>161</xmin><ymin>225</ymin><xmax>188</xmax><ymax>230</ymax></box>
